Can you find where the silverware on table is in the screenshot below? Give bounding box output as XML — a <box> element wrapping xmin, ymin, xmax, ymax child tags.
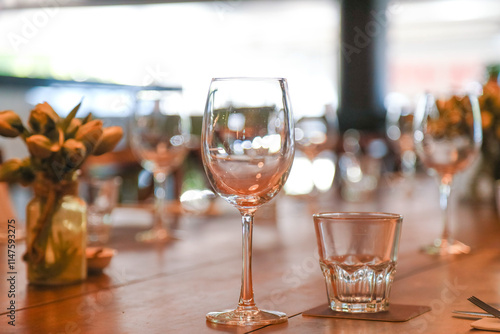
<box><xmin>452</xmin><ymin>310</ymin><xmax>494</xmax><ymax>319</ymax></box>
<box><xmin>468</xmin><ymin>296</ymin><xmax>500</xmax><ymax>320</ymax></box>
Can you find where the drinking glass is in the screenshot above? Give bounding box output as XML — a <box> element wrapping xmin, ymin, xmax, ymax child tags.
<box><xmin>413</xmin><ymin>92</ymin><xmax>482</xmax><ymax>255</ymax></box>
<box><xmin>130</xmin><ymin>89</ymin><xmax>189</xmax><ymax>242</ymax></box>
<box><xmin>202</xmin><ymin>78</ymin><xmax>295</xmax><ymax>325</ymax></box>
<box><xmin>86</xmin><ymin>176</ymin><xmax>122</xmax><ymax>245</ymax></box>
<box><xmin>313</xmin><ymin>212</ymin><xmax>403</xmax><ymax>313</ymax></box>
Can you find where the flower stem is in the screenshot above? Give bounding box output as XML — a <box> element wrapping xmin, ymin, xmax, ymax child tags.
<box><xmin>26</xmin><ymin>186</ymin><xmax>56</xmax><ymax>264</ymax></box>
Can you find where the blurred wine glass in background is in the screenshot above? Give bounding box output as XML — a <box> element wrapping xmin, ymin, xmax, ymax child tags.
<box><xmin>285</xmin><ymin>105</ymin><xmax>338</xmax><ymax>200</ymax></box>
<box><xmin>295</xmin><ymin>112</ymin><xmax>338</xmax><ymax>161</ymax></box>
<box><xmin>129</xmin><ymin>89</ymin><xmax>190</xmax><ymax>242</ymax></box>
<box><xmin>338</xmin><ymin>129</ymin><xmax>386</xmax><ymax>202</ymax></box>
<box><xmin>413</xmin><ymin>91</ymin><xmax>482</xmax><ymax>255</ymax></box>
<box><xmin>385</xmin><ymin>92</ymin><xmax>417</xmax><ymax>193</ymax></box>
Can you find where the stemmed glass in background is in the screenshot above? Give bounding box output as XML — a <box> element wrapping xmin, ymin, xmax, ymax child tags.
<box><xmin>202</xmin><ymin>78</ymin><xmax>295</xmax><ymax>325</ymax></box>
<box><xmin>413</xmin><ymin>92</ymin><xmax>482</xmax><ymax>255</ymax></box>
<box><xmin>292</xmin><ymin>113</ymin><xmax>338</xmax><ymax>201</ymax></box>
<box><xmin>130</xmin><ymin>89</ymin><xmax>189</xmax><ymax>242</ymax></box>
<box><xmin>385</xmin><ymin>93</ymin><xmax>417</xmax><ymax>182</ymax></box>
<box><xmin>295</xmin><ymin>113</ymin><xmax>338</xmax><ymax>162</ymax></box>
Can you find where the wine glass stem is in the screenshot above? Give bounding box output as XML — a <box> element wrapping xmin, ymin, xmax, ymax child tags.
<box><xmin>238</xmin><ymin>210</ymin><xmax>257</xmax><ymax>311</ymax></box>
<box><xmin>153</xmin><ymin>169</ymin><xmax>168</xmax><ymax>231</ymax></box>
<box><xmin>439</xmin><ymin>174</ymin><xmax>453</xmax><ymax>244</ymax></box>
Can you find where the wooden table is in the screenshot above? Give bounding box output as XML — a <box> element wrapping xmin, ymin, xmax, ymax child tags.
<box><xmin>1</xmin><ymin>175</ymin><xmax>500</xmax><ymax>333</ymax></box>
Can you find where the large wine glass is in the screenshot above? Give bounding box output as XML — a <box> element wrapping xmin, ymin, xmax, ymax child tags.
<box><xmin>413</xmin><ymin>92</ymin><xmax>482</xmax><ymax>255</ymax></box>
<box><xmin>130</xmin><ymin>89</ymin><xmax>189</xmax><ymax>242</ymax></box>
<box><xmin>202</xmin><ymin>78</ymin><xmax>295</xmax><ymax>325</ymax></box>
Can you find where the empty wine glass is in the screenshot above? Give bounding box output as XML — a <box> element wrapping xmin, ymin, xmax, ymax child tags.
<box><xmin>130</xmin><ymin>89</ymin><xmax>189</xmax><ymax>242</ymax></box>
<box><xmin>295</xmin><ymin>113</ymin><xmax>338</xmax><ymax>161</ymax></box>
<box><xmin>202</xmin><ymin>78</ymin><xmax>295</xmax><ymax>326</ymax></box>
<box><xmin>413</xmin><ymin>92</ymin><xmax>482</xmax><ymax>255</ymax></box>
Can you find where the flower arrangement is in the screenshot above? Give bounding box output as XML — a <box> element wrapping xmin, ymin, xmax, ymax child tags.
<box><xmin>478</xmin><ymin>67</ymin><xmax>500</xmax><ymax>180</ymax></box>
<box><xmin>426</xmin><ymin>95</ymin><xmax>475</xmax><ymax>139</ymax></box>
<box><xmin>0</xmin><ymin>101</ymin><xmax>123</xmax><ymax>284</ymax></box>
<box><xmin>0</xmin><ymin>102</ymin><xmax>123</xmax><ymax>184</ymax></box>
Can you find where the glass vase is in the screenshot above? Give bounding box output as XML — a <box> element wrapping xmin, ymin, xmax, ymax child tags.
<box><xmin>25</xmin><ymin>174</ymin><xmax>87</xmax><ymax>285</ymax></box>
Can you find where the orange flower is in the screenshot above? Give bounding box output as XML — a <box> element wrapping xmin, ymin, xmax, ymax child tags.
<box><xmin>28</xmin><ymin>102</ymin><xmax>59</xmax><ymax>135</ymax></box>
<box><xmin>0</xmin><ymin>110</ymin><xmax>24</xmax><ymax>137</ymax></box>
<box><xmin>93</xmin><ymin>126</ymin><xmax>123</xmax><ymax>156</ymax></box>
<box><xmin>75</xmin><ymin>119</ymin><xmax>103</xmax><ymax>151</ymax></box>
<box><xmin>62</xmin><ymin>139</ymin><xmax>87</xmax><ymax>166</ymax></box>
<box><xmin>26</xmin><ymin>135</ymin><xmax>60</xmax><ymax>159</ymax></box>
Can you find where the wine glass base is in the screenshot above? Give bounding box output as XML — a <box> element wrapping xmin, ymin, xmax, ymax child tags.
<box><xmin>423</xmin><ymin>239</ymin><xmax>471</xmax><ymax>255</ymax></box>
<box><xmin>135</xmin><ymin>228</ymin><xmax>174</xmax><ymax>243</ymax></box>
<box><xmin>206</xmin><ymin>308</ymin><xmax>287</xmax><ymax>326</ymax></box>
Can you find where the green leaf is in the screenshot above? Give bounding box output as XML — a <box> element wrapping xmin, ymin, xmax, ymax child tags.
<box><xmin>61</xmin><ymin>101</ymin><xmax>82</xmax><ymax>132</ymax></box>
<box><xmin>81</xmin><ymin>112</ymin><xmax>93</xmax><ymax>125</ymax></box>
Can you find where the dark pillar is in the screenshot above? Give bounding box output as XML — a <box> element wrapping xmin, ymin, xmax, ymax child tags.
<box><xmin>338</xmin><ymin>0</ymin><xmax>389</xmax><ymax>132</ymax></box>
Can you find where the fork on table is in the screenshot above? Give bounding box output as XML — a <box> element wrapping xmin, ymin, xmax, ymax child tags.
<box><xmin>468</xmin><ymin>296</ymin><xmax>500</xmax><ymax>320</ymax></box>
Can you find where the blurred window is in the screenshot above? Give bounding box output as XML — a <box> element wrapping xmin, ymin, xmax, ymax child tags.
<box><xmin>0</xmin><ymin>0</ymin><xmax>339</xmax><ymax>117</ymax></box>
<box><xmin>387</xmin><ymin>0</ymin><xmax>500</xmax><ymax>97</ymax></box>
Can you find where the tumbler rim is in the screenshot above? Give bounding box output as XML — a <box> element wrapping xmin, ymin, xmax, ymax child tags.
<box><xmin>313</xmin><ymin>212</ymin><xmax>403</xmax><ymax>221</ymax></box>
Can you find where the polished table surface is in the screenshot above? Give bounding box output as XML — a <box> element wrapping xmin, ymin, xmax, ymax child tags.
<box><xmin>1</xmin><ymin>175</ymin><xmax>500</xmax><ymax>334</ymax></box>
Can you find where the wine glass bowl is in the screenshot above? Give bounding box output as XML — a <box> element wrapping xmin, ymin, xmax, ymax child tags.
<box><xmin>202</xmin><ymin>78</ymin><xmax>294</xmax><ymax>325</ymax></box>
<box><xmin>415</xmin><ymin>94</ymin><xmax>481</xmax><ymax>174</ymax></box>
<box><xmin>295</xmin><ymin>116</ymin><xmax>337</xmax><ymax>161</ymax></box>
<box><xmin>413</xmin><ymin>92</ymin><xmax>482</xmax><ymax>255</ymax></box>
<box><xmin>130</xmin><ymin>89</ymin><xmax>189</xmax><ymax>242</ymax></box>
<box><xmin>203</xmin><ymin>79</ymin><xmax>294</xmax><ymax>211</ymax></box>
